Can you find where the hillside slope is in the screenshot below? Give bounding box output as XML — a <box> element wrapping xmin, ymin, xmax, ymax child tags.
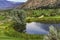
<box><xmin>0</xmin><ymin>0</ymin><xmax>24</xmax><ymax>10</ymax></box>
<box><xmin>17</xmin><ymin>0</ymin><xmax>60</xmax><ymax>9</ymax></box>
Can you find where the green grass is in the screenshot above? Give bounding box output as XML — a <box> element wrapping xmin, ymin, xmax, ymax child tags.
<box><xmin>0</xmin><ymin>16</ymin><xmax>6</xmax><ymax>20</ymax></box>
<box><xmin>0</xmin><ymin>18</ymin><xmax>43</xmax><ymax>40</ymax></box>
<box><xmin>26</xmin><ymin>16</ymin><xmax>60</xmax><ymax>24</ymax></box>
<box><xmin>0</xmin><ymin>28</ymin><xmax>43</xmax><ymax>40</ymax></box>
<box><xmin>0</xmin><ymin>21</ymin><xmax>22</xmax><ymax>40</ymax></box>
<box><xmin>44</xmin><ymin>16</ymin><xmax>60</xmax><ymax>18</ymax></box>
<box><xmin>26</xmin><ymin>9</ymin><xmax>60</xmax><ymax>17</ymax></box>
<box><xmin>0</xmin><ymin>36</ymin><xmax>23</xmax><ymax>40</ymax></box>
<box><xmin>0</xmin><ymin>29</ymin><xmax>23</xmax><ymax>40</ymax></box>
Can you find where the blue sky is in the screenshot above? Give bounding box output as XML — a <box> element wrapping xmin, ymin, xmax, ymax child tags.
<box><xmin>7</xmin><ymin>0</ymin><xmax>27</xmax><ymax>2</ymax></box>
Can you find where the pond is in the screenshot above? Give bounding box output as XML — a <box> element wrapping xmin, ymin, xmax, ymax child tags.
<box><xmin>26</xmin><ymin>22</ymin><xmax>60</xmax><ymax>34</ymax></box>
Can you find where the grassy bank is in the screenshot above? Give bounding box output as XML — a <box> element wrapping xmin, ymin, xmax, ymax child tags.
<box><xmin>0</xmin><ymin>16</ymin><xmax>44</xmax><ymax>40</ymax></box>
<box><xmin>25</xmin><ymin>9</ymin><xmax>60</xmax><ymax>24</ymax></box>
<box><xmin>26</xmin><ymin>16</ymin><xmax>60</xmax><ymax>24</ymax></box>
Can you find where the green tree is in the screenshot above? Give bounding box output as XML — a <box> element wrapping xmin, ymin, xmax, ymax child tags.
<box><xmin>10</xmin><ymin>9</ymin><xmax>26</xmax><ymax>32</ymax></box>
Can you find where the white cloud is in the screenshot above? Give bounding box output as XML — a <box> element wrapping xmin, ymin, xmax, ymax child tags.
<box><xmin>7</xmin><ymin>0</ymin><xmax>27</xmax><ymax>2</ymax></box>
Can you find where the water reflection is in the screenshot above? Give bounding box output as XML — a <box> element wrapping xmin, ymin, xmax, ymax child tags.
<box><xmin>26</xmin><ymin>22</ymin><xmax>49</xmax><ymax>34</ymax></box>
<box><xmin>26</xmin><ymin>22</ymin><xmax>60</xmax><ymax>34</ymax></box>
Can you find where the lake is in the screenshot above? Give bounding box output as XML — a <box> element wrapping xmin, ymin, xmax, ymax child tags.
<box><xmin>26</xmin><ymin>22</ymin><xmax>60</xmax><ymax>34</ymax></box>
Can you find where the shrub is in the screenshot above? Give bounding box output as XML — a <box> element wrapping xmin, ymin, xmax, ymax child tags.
<box><xmin>43</xmin><ymin>25</ymin><xmax>60</xmax><ymax>40</ymax></box>
<box><xmin>11</xmin><ymin>9</ymin><xmax>26</xmax><ymax>32</ymax></box>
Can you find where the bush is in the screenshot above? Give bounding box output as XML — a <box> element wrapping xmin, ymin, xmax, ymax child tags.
<box><xmin>43</xmin><ymin>25</ymin><xmax>60</xmax><ymax>40</ymax></box>
<box><xmin>10</xmin><ymin>9</ymin><xmax>26</xmax><ymax>32</ymax></box>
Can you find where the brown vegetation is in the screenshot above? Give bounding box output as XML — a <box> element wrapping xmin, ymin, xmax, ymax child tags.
<box><xmin>17</xmin><ymin>0</ymin><xmax>60</xmax><ymax>9</ymax></box>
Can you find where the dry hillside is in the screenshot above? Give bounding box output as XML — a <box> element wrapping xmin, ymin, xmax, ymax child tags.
<box><xmin>17</xmin><ymin>0</ymin><xmax>60</xmax><ymax>9</ymax></box>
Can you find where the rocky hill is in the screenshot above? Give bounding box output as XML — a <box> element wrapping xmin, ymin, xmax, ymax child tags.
<box><xmin>17</xmin><ymin>0</ymin><xmax>60</xmax><ymax>9</ymax></box>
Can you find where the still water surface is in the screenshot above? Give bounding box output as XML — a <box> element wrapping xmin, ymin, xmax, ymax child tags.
<box><xmin>26</xmin><ymin>22</ymin><xmax>60</xmax><ymax>34</ymax></box>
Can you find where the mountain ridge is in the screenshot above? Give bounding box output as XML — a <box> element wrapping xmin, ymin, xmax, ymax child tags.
<box><xmin>0</xmin><ymin>0</ymin><xmax>24</xmax><ymax>10</ymax></box>
<box><xmin>16</xmin><ymin>0</ymin><xmax>60</xmax><ymax>9</ymax></box>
